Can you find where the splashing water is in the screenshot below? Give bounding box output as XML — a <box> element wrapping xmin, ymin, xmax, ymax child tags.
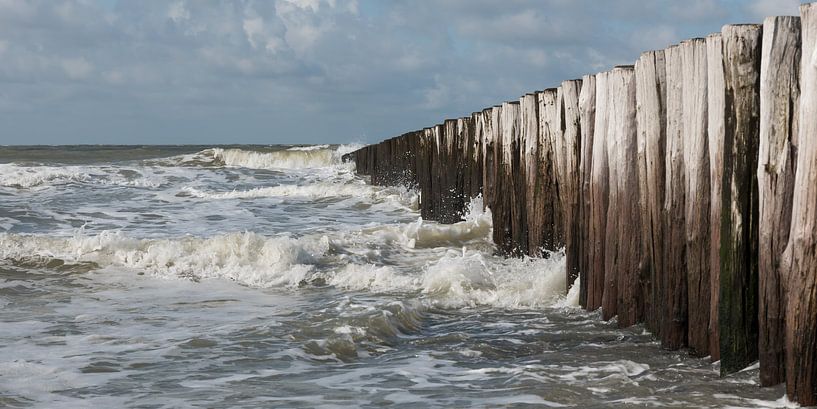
<box><xmin>0</xmin><ymin>145</ymin><xmax>786</xmax><ymax>408</ymax></box>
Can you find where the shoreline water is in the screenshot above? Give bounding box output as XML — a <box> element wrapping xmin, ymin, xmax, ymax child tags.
<box><xmin>0</xmin><ymin>144</ymin><xmax>795</xmax><ymax>407</ymax></box>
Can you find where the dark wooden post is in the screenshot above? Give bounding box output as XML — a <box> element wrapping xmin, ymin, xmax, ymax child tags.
<box><xmin>719</xmin><ymin>23</ymin><xmax>762</xmax><ymax>376</ymax></box>
<box><xmin>578</xmin><ymin>74</ymin><xmax>597</xmax><ymax>309</ymax></box>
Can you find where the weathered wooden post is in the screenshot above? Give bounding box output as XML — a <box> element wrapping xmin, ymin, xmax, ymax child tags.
<box><xmin>420</xmin><ymin>128</ymin><xmax>434</xmax><ymax>220</ymax></box>
<box><xmin>719</xmin><ymin>23</ymin><xmax>762</xmax><ymax>376</ymax></box>
<box><xmin>588</xmin><ymin>71</ymin><xmax>610</xmax><ymax>312</ymax></box>
<box><xmin>682</xmin><ymin>38</ymin><xmax>712</xmax><ymax>357</ymax></box>
<box><xmin>538</xmin><ymin>89</ymin><xmax>562</xmax><ymax>253</ymax></box>
<box><xmin>785</xmin><ymin>3</ymin><xmax>817</xmax><ymax>404</ymax></box>
<box><xmin>664</xmin><ymin>44</ymin><xmax>688</xmax><ymax>350</ymax></box>
<box><xmin>578</xmin><ymin>74</ymin><xmax>597</xmax><ymax>308</ymax></box>
<box><xmin>607</xmin><ymin>65</ymin><xmax>641</xmax><ymax>327</ymax></box>
<box><xmin>493</xmin><ymin>103</ymin><xmax>527</xmax><ymax>255</ymax></box>
<box><xmin>478</xmin><ymin>109</ymin><xmax>495</xmax><ymax>212</ymax></box>
<box><xmin>603</xmin><ymin>73</ymin><xmax>620</xmax><ymax>322</ymax></box>
<box><xmin>522</xmin><ymin>93</ymin><xmax>543</xmax><ymax>255</ymax></box>
<box><xmin>758</xmin><ymin>15</ymin><xmax>801</xmax><ymax>387</ymax></box>
<box><xmin>635</xmin><ymin>49</ymin><xmax>667</xmax><ymax>336</ymax></box>
<box><xmin>558</xmin><ymin>79</ymin><xmax>583</xmax><ymax>290</ymax></box>
<box><xmin>471</xmin><ymin>113</ymin><xmax>484</xmax><ymax>200</ymax></box>
<box><xmin>706</xmin><ymin>32</ymin><xmax>725</xmax><ymax>361</ymax></box>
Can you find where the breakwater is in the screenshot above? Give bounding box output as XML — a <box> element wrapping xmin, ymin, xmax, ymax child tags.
<box><xmin>344</xmin><ymin>4</ymin><xmax>817</xmax><ymax>406</ymax></box>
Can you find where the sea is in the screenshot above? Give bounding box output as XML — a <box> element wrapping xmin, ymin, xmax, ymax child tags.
<box><xmin>0</xmin><ymin>145</ymin><xmax>792</xmax><ymax>408</ymax></box>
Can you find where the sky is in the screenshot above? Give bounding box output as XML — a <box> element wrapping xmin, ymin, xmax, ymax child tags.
<box><xmin>0</xmin><ymin>0</ymin><xmax>808</xmax><ymax>145</ymax></box>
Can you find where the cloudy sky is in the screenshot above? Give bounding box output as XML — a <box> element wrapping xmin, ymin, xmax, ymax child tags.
<box><xmin>0</xmin><ymin>0</ymin><xmax>807</xmax><ymax>145</ymax></box>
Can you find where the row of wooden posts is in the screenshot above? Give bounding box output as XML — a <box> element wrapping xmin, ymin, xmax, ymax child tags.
<box><xmin>344</xmin><ymin>5</ymin><xmax>817</xmax><ymax>405</ymax></box>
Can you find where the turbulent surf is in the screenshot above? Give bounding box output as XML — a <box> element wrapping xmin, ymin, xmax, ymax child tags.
<box><xmin>0</xmin><ymin>145</ymin><xmax>788</xmax><ymax>408</ymax></box>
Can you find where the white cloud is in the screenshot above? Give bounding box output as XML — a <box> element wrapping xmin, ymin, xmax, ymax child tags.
<box><xmin>748</xmin><ymin>0</ymin><xmax>801</xmax><ymax>18</ymax></box>
<box><xmin>61</xmin><ymin>57</ymin><xmax>93</xmax><ymax>80</ymax></box>
<box><xmin>243</xmin><ymin>16</ymin><xmax>265</xmax><ymax>49</ymax></box>
<box><xmin>282</xmin><ymin>0</ymin><xmax>320</xmax><ymax>12</ymax></box>
<box><xmin>168</xmin><ymin>1</ymin><xmax>190</xmax><ymax>23</ymax></box>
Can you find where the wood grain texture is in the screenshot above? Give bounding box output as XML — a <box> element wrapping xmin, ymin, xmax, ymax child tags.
<box><xmin>664</xmin><ymin>45</ymin><xmax>688</xmax><ymax>350</ymax></box>
<box><xmin>635</xmin><ymin>50</ymin><xmax>667</xmax><ymax>336</ymax></box>
<box><xmin>682</xmin><ymin>38</ymin><xmax>712</xmax><ymax>357</ymax></box>
<box><xmin>578</xmin><ymin>74</ymin><xmax>597</xmax><ymax>309</ymax></box>
<box><xmin>608</xmin><ymin>66</ymin><xmax>641</xmax><ymax>327</ymax></box>
<box><xmin>785</xmin><ymin>3</ymin><xmax>817</xmax><ymax>404</ymax></box>
<box><xmin>719</xmin><ymin>23</ymin><xmax>762</xmax><ymax>376</ymax></box>
<box><xmin>758</xmin><ymin>15</ymin><xmax>800</xmax><ymax>387</ymax></box>
<box><xmin>706</xmin><ymin>32</ymin><xmax>725</xmax><ymax>362</ymax></box>
<box><xmin>559</xmin><ymin>79</ymin><xmax>583</xmax><ymax>290</ymax></box>
<box><xmin>538</xmin><ymin>89</ymin><xmax>563</xmax><ymax>253</ymax></box>
<box><xmin>588</xmin><ymin>71</ymin><xmax>610</xmax><ymax>312</ymax></box>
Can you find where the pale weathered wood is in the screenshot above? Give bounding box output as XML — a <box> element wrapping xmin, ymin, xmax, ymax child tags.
<box><xmin>480</xmin><ymin>109</ymin><xmax>496</xmax><ymax>213</ymax></box>
<box><xmin>664</xmin><ymin>45</ymin><xmax>688</xmax><ymax>350</ymax></box>
<box><xmin>559</xmin><ymin>79</ymin><xmax>583</xmax><ymax>290</ymax></box>
<box><xmin>635</xmin><ymin>50</ymin><xmax>667</xmax><ymax>336</ymax></box>
<box><xmin>522</xmin><ymin>93</ymin><xmax>543</xmax><ymax>255</ymax></box>
<box><xmin>608</xmin><ymin>66</ymin><xmax>641</xmax><ymax>327</ymax></box>
<box><xmin>538</xmin><ymin>89</ymin><xmax>562</xmax><ymax>253</ymax></box>
<box><xmin>603</xmin><ymin>75</ymin><xmax>620</xmax><ymax>321</ymax></box>
<box><xmin>785</xmin><ymin>3</ymin><xmax>817</xmax><ymax>404</ymax></box>
<box><xmin>719</xmin><ymin>23</ymin><xmax>762</xmax><ymax>376</ymax></box>
<box><xmin>682</xmin><ymin>38</ymin><xmax>712</xmax><ymax>357</ymax></box>
<box><xmin>578</xmin><ymin>74</ymin><xmax>597</xmax><ymax>308</ymax></box>
<box><xmin>706</xmin><ymin>32</ymin><xmax>725</xmax><ymax>362</ymax></box>
<box><xmin>758</xmin><ymin>15</ymin><xmax>800</xmax><ymax>387</ymax></box>
<box><xmin>588</xmin><ymin>71</ymin><xmax>610</xmax><ymax>312</ymax></box>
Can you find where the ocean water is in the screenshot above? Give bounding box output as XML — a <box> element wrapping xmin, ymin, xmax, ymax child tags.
<box><xmin>0</xmin><ymin>145</ymin><xmax>791</xmax><ymax>408</ymax></box>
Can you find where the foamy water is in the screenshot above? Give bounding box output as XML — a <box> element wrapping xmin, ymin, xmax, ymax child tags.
<box><xmin>0</xmin><ymin>145</ymin><xmax>788</xmax><ymax>408</ymax></box>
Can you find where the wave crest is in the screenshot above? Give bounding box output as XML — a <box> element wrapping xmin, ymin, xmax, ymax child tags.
<box><xmin>163</xmin><ymin>145</ymin><xmax>363</xmax><ymax>170</ymax></box>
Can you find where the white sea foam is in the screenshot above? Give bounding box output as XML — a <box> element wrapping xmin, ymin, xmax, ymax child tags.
<box><xmin>287</xmin><ymin>144</ymin><xmax>330</xmax><ymax>151</ymax></box>
<box><xmin>0</xmin><ymin>230</ymin><xmax>325</xmax><ymax>288</ymax></box>
<box><xmin>0</xmin><ymin>164</ymin><xmax>89</xmax><ymax>188</ymax></box>
<box><xmin>0</xmin><ymin>164</ymin><xmax>166</xmax><ymax>189</ymax></box>
<box><xmin>163</xmin><ymin>145</ymin><xmax>363</xmax><ymax>170</ymax></box>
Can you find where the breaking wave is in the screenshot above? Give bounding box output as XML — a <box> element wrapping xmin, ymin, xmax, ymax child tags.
<box><xmin>181</xmin><ymin>183</ymin><xmax>419</xmax><ymax>210</ymax></box>
<box><xmin>161</xmin><ymin>145</ymin><xmax>363</xmax><ymax>170</ymax></box>
<box><xmin>0</xmin><ymin>197</ymin><xmax>577</xmax><ymax>310</ymax></box>
<box><xmin>0</xmin><ymin>164</ymin><xmax>164</xmax><ymax>189</ymax></box>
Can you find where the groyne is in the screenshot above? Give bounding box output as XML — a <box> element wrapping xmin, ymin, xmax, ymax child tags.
<box><xmin>344</xmin><ymin>4</ymin><xmax>817</xmax><ymax>405</ymax></box>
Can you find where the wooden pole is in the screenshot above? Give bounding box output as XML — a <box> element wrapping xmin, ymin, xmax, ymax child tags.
<box><xmin>608</xmin><ymin>65</ymin><xmax>641</xmax><ymax>327</ymax></box>
<box><xmin>522</xmin><ymin>93</ymin><xmax>544</xmax><ymax>255</ymax></box>
<box><xmin>578</xmin><ymin>74</ymin><xmax>597</xmax><ymax>309</ymax></box>
<box><xmin>707</xmin><ymin>32</ymin><xmax>725</xmax><ymax>362</ymax></box>
<box><xmin>719</xmin><ymin>23</ymin><xmax>762</xmax><ymax>376</ymax></box>
<box><xmin>758</xmin><ymin>15</ymin><xmax>800</xmax><ymax>387</ymax></box>
<box><xmin>559</xmin><ymin>79</ymin><xmax>583</xmax><ymax>290</ymax></box>
<box><xmin>664</xmin><ymin>44</ymin><xmax>688</xmax><ymax>350</ymax></box>
<box><xmin>682</xmin><ymin>38</ymin><xmax>712</xmax><ymax>357</ymax></box>
<box><xmin>538</xmin><ymin>89</ymin><xmax>562</xmax><ymax>253</ymax></box>
<box><xmin>635</xmin><ymin>50</ymin><xmax>667</xmax><ymax>336</ymax></box>
<box><xmin>785</xmin><ymin>3</ymin><xmax>817</xmax><ymax>404</ymax></box>
<box><xmin>588</xmin><ymin>71</ymin><xmax>610</xmax><ymax>312</ymax></box>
